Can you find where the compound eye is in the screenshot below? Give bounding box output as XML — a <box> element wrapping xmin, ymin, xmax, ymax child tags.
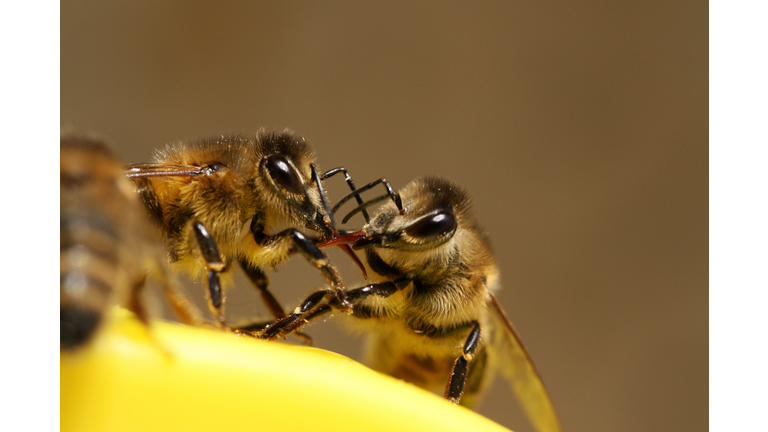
<box><xmin>264</xmin><ymin>154</ymin><xmax>304</xmax><ymax>195</ymax></box>
<box><xmin>404</xmin><ymin>211</ymin><xmax>456</xmax><ymax>239</ymax></box>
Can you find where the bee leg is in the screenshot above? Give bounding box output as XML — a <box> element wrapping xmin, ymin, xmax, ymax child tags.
<box><xmin>259</xmin><ymin>289</ymin><xmax>334</xmax><ymax>339</ymax></box>
<box><xmin>260</xmin><ymin>282</ymin><xmax>400</xmax><ymax>339</ymax></box>
<box><xmin>126</xmin><ymin>275</ymin><xmax>172</xmax><ymax>359</ymax></box>
<box><xmin>162</xmin><ymin>281</ymin><xmax>203</xmax><ymax>327</ymax></box>
<box><xmin>239</xmin><ymin>261</ymin><xmax>283</xmax><ymax>318</ymax></box>
<box><xmin>250</xmin><ymin>219</ymin><xmax>351</xmax><ymax>310</ymax></box>
<box><xmin>125</xmin><ymin>275</ymin><xmax>151</xmax><ymax>326</ymax></box>
<box><xmin>444</xmin><ymin>321</ymin><xmax>482</xmax><ymax>404</ymax></box>
<box><xmin>238</xmin><ymin>259</ymin><xmax>314</xmax><ymax>345</ymax></box>
<box><xmin>235</xmin><ymin>319</ymin><xmax>274</xmax><ymax>332</ymax></box>
<box><xmin>454</xmin><ymin>347</ymin><xmax>488</xmax><ymax>409</ymax></box>
<box><xmin>205</xmin><ymin>270</ymin><xmax>226</xmax><ymax>328</ymax></box>
<box><xmin>340</xmin><ymin>282</ymin><xmax>399</xmax><ymax>305</ymax></box>
<box><xmin>192</xmin><ymin>221</ymin><xmax>227</xmax><ymax>329</ymax></box>
<box><xmin>154</xmin><ymin>266</ymin><xmax>203</xmax><ymax>327</ymax></box>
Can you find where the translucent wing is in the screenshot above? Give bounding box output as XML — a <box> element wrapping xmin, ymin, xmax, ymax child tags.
<box><xmin>487</xmin><ymin>293</ymin><xmax>563</xmax><ymax>432</ymax></box>
<box><xmin>125</xmin><ymin>163</ymin><xmax>204</xmax><ymax>178</ymax></box>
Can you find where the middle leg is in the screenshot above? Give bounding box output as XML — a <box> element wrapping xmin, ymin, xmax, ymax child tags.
<box><xmin>249</xmin><ymin>218</ymin><xmax>352</xmax><ymax>310</ymax></box>
<box><xmin>258</xmin><ymin>280</ymin><xmax>403</xmax><ymax>340</ymax></box>
<box><xmin>239</xmin><ymin>259</ymin><xmax>313</xmax><ymax>344</ymax></box>
<box><xmin>444</xmin><ymin>321</ymin><xmax>482</xmax><ymax>404</ymax></box>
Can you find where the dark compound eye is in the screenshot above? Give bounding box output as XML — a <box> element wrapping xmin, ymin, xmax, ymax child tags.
<box><xmin>264</xmin><ymin>154</ymin><xmax>304</xmax><ymax>195</ymax></box>
<box><xmin>404</xmin><ymin>211</ymin><xmax>456</xmax><ymax>239</ymax></box>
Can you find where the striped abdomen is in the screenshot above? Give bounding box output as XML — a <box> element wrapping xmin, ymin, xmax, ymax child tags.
<box><xmin>60</xmin><ymin>137</ymin><xmax>146</xmax><ymax>349</ymax></box>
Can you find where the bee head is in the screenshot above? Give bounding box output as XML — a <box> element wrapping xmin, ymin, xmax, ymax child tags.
<box><xmin>257</xmin><ymin>131</ymin><xmax>335</xmax><ymax>238</ymax></box>
<box><xmin>353</xmin><ymin>177</ymin><xmax>470</xmax><ymax>252</ymax></box>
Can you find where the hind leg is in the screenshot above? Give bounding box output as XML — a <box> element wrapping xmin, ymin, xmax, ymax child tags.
<box><xmin>239</xmin><ymin>260</ymin><xmax>313</xmax><ymax>344</ymax></box>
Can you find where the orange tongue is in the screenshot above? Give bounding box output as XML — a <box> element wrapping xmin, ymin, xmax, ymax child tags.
<box><xmin>321</xmin><ymin>231</ymin><xmax>368</xmax><ymax>279</ymax></box>
<box><xmin>337</xmin><ymin>244</ymin><xmax>367</xmax><ymax>279</ymax></box>
<box><xmin>319</xmin><ymin>231</ymin><xmax>367</xmax><ymax>248</ymax></box>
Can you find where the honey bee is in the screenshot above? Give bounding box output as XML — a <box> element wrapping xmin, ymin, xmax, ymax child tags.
<box><xmin>126</xmin><ymin>130</ymin><xmax>360</xmax><ymax>333</ymax></box>
<box><xmin>260</xmin><ymin>177</ymin><xmax>562</xmax><ymax>432</ymax></box>
<box><xmin>60</xmin><ymin>135</ymin><xmax>199</xmax><ymax>349</ymax></box>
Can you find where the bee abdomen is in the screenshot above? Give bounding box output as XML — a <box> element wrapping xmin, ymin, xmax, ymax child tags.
<box><xmin>60</xmin><ymin>304</ymin><xmax>103</xmax><ymax>349</ymax></box>
<box><xmin>60</xmin><ymin>211</ymin><xmax>123</xmax><ymax>349</ymax></box>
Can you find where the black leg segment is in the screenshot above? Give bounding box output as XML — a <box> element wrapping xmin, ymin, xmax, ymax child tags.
<box><xmin>192</xmin><ymin>221</ymin><xmax>226</xmax><ymax>327</ymax></box>
<box><xmin>444</xmin><ymin>321</ymin><xmax>481</xmax><ymax>404</ymax></box>
<box><xmin>239</xmin><ymin>259</ymin><xmax>287</xmax><ymax>320</ymax></box>
<box><xmin>208</xmin><ymin>270</ymin><xmax>223</xmax><ymax>309</ymax></box>
<box><xmin>250</xmin><ymin>219</ymin><xmax>350</xmax><ymax>309</ymax></box>
<box><xmin>258</xmin><ymin>282</ymin><xmax>400</xmax><ymax>340</ymax></box>
<box><xmin>193</xmin><ymin>221</ymin><xmax>224</xmax><ymax>271</ymax></box>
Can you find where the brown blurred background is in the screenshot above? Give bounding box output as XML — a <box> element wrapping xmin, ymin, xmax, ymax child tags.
<box><xmin>61</xmin><ymin>1</ymin><xmax>707</xmax><ymax>431</ymax></box>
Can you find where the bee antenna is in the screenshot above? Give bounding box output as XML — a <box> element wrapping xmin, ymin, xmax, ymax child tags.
<box><xmin>332</xmin><ymin>178</ymin><xmax>403</xmax><ymax>222</ymax></box>
<box><xmin>341</xmin><ymin>194</ymin><xmax>396</xmax><ymax>224</ymax></box>
<box><xmin>321</xmin><ymin>167</ymin><xmax>370</xmax><ymax>222</ymax></box>
<box><xmin>311</xmin><ymin>164</ymin><xmax>336</xmax><ymax>227</ymax></box>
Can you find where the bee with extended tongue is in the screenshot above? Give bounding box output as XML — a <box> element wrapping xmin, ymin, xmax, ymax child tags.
<box><xmin>259</xmin><ymin>176</ymin><xmax>562</xmax><ymax>432</ymax></box>
<box><xmin>126</xmin><ymin>130</ymin><xmax>364</xmax><ymax>338</ymax></box>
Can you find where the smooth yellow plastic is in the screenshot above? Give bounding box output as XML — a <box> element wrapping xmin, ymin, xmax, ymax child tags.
<box><xmin>61</xmin><ymin>309</ymin><xmax>512</xmax><ymax>432</ymax></box>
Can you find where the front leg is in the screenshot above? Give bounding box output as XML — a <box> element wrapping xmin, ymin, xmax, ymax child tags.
<box><xmin>192</xmin><ymin>221</ymin><xmax>227</xmax><ymax>329</ymax></box>
<box><xmin>444</xmin><ymin>321</ymin><xmax>482</xmax><ymax>404</ymax></box>
<box><xmin>238</xmin><ymin>259</ymin><xmax>313</xmax><ymax>344</ymax></box>
<box><xmin>250</xmin><ymin>218</ymin><xmax>351</xmax><ymax>310</ymax></box>
<box><xmin>260</xmin><ymin>276</ymin><xmax>411</xmax><ymax>340</ymax></box>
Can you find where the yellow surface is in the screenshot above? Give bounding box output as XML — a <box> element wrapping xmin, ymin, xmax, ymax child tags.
<box><xmin>61</xmin><ymin>309</ymin><xmax>512</xmax><ymax>432</ymax></box>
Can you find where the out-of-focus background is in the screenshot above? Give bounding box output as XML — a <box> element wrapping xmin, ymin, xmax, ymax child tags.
<box><xmin>61</xmin><ymin>2</ymin><xmax>707</xmax><ymax>431</ymax></box>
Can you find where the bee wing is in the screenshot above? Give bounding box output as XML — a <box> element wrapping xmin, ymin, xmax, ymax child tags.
<box><xmin>125</xmin><ymin>163</ymin><xmax>204</xmax><ymax>178</ymax></box>
<box><xmin>487</xmin><ymin>293</ymin><xmax>563</xmax><ymax>432</ymax></box>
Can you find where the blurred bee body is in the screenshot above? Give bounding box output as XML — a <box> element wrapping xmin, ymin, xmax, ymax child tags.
<box><xmin>60</xmin><ymin>135</ymin><xmax>197</xmax><ymax>349</ymax></box>
<box><xmin>127</xmin><ymin>131</ymin><xmax>352</xmax><ymax>331</ymax></box>
<box><xmin>262</xmin><ymin>177</ymin><xmax>561</xmax><ymax>432</ymax></box>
